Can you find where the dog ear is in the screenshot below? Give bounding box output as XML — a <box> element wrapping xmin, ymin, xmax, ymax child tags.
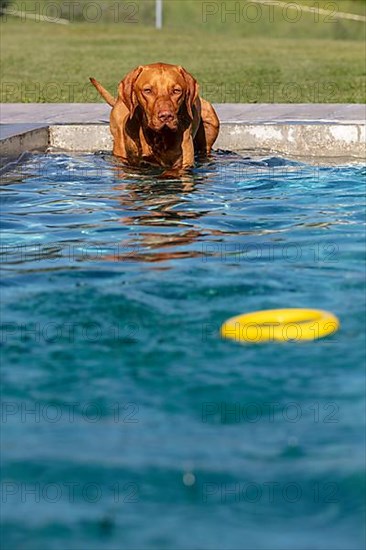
<box><xmin>178</xmin><ymin>66</ymin><xmax>199</xmax><ymax>119</ymax></box>
<box><xmin>118</xmin><ymin>66</ymin><xmax>144</xmax><ymax>118</ymax></box>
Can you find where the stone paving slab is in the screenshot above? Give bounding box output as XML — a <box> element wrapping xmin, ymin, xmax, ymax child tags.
<box><xmin>1</xmin><ymin>103</ymin><xmax>365</xmax><ymax>160</ymax></box>
<box><xmin>0</xmin><ymin>126</ymin><xmax>49</xmax><ymax>160</ymax></box>
<box><xmin>1</xmin><ymin>104</ymin><xmax>110</xmax><ymax>124</ymax></box>
<box><xmin>1</xmin><ymin>103</ymin><xmax>365</xmax><ymax>124</ymax></box>
<box><xmin>216</xmin><ymin>103</ymin><xmax>365</xmax><ymax>123</ymax></box>
<box><xmin>0</xmin><ymin>123</ymin><xmax>49</xmax><ymax>140</ymax></box>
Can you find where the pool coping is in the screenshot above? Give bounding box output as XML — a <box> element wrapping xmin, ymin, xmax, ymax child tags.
<box><xmin>0</xmin><ymin>104</ymin><xmax>365</xmax><ymax>163</ymax></box>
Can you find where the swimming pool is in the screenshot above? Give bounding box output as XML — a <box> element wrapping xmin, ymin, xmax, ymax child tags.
<box><xmin>1</xmin><ymin>152</ymin><xmax>365</xmax><ymax>549</ymax></box>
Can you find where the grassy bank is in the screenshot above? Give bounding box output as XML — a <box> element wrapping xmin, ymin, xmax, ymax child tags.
<box><xmin>1</xmin><ymin>4</ymin><xmax>365</xmax><ymax>103</ymax></box>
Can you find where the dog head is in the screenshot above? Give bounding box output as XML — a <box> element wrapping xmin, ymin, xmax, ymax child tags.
<box><xmin>118</xmin><ymin>63</ymin><xmax>198</xmax><ymax>131</ymax></box>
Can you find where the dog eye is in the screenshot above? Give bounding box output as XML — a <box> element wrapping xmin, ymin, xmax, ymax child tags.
<box><xmin>173</xmin><ymin>88</ymin><xmax>182</xmax><ymax>95</ymax></box>
<box><xmin>143</xmin><ymin>88</ymin><xmax>152</xmax><ymax>94</ymax></box>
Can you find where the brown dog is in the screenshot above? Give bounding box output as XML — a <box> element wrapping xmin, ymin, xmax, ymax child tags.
<box><xmin>90</xmin><ymin>63</ymin><xmax>219</xmax><ymax>173</ymax></box>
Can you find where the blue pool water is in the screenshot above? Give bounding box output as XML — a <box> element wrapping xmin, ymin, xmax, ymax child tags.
<box><xmin>1</xmin><ymin>152</ymin><xmax>365</xmax><ymax>549</ymax></box>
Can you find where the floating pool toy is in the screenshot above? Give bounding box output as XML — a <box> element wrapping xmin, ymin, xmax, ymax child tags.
<box><xmin>220</xmin><ymin>308</ymin><xmax>340</xmax><ymax>343</ymax></box>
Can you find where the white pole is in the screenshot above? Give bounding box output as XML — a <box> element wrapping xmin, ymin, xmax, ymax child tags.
<box><xmin>156</xmin><ymin>0</ymin><xmax>162</xmax><ymax>30</ymax></box>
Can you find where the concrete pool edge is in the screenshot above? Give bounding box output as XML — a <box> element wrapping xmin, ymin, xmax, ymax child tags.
<box><xmin>1</xmin><ymin>104</ymin><xmax>365</xmax><ymax>162</ymax></box>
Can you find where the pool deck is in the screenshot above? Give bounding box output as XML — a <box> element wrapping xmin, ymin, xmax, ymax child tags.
<box><xmin>0</xmin><ymin>103</ymin><xmax>365</xmax><ymax>161</ymax></box>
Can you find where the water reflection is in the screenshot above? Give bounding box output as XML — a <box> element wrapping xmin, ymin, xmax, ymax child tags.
<box><xmin>2</xmin><ymin>152</ymin><xmax>363</xmax><ymax>270</ymax></box>
<box><xmin>105</xmin><ymin>157</ymin><xmax>211</xmax><ymax>263</ymax></box>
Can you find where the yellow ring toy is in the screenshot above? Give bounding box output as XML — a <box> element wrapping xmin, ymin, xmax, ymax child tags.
<box><xmin>220</xmin><ymin>308</ymin><xmax>340</xmax><ymax>343</ymax></box>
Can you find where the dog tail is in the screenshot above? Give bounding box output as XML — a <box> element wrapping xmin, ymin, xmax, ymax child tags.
<box><xmin>89</xmin><ymin>77</ymin><xmax>116</xmax><ymax>107</ymax></box>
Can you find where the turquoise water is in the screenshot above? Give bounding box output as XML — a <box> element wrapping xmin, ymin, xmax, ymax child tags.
<box><xmin>1</xmin><ymin>153</ymin><xmax>365</xmax><ymax>550</ymax></box>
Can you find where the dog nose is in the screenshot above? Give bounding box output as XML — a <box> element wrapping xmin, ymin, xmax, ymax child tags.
<box><xmin>158</xmin><ymin>110</ymin><xmax>174</xmax><ymax>122</ymax></box>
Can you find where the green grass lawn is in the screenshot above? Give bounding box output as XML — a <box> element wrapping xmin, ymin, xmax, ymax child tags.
<box><xmin>1</xmin><ymin>14</ymin><xmax>365</xmax><ymax>103</ymax></box>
